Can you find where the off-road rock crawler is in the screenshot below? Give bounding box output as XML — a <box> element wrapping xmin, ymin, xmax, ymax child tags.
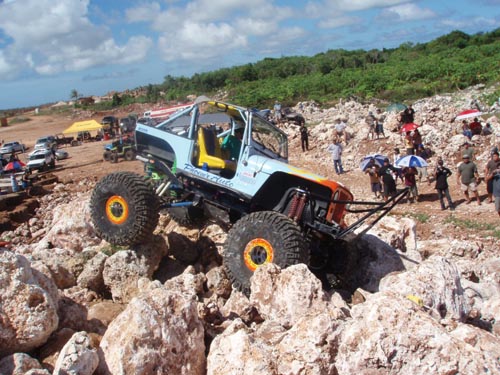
<box><xmin>90</xmin><ymin>97</ymin><xmax>407</xmax><ymax>294</ymax></box>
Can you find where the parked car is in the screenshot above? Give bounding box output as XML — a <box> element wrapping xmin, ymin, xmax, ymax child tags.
<box><xmin>281</xmin><ymin>107</ymin><xmax>305</xmax><ymax>125</ymax></box>
<box><xmin>55</xmin><ymin>149</ymin><xmax>69</xmax><ymax>160</ymax></box>
<box><xmin>0</xmin><ymin>141</ymin><xmax>26</xmax><ymax>155</ymax></box>
<box><xmin>26</xmin><ymin>149</ymin><xmax>55</xmax><ymax>171</ymax></box>
<box><xmin>35</xmin><ymin>135</ymin><xmax>57</xmax><ymax>151</ymax></box>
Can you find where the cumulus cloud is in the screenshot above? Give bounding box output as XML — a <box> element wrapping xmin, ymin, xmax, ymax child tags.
<box><xmin>0</xmin><ymin>0</ymin><xmax>153</xmax><ymax>79</ymax></box>
<box><xmin>378</xmin><ymin>3</ymin><xmax>437</xmax><ymax>22</ymax></box>
<box><xmin>306</xmin><ymin>0</ymin><xmax>409</xmax><ymax>16</ymax></box>
<box><xmin>158</xmin><ymin>21</ymin><xmax>246</xmax><ymax>61</ymax></box>
<box><xmin>318</xmin><ymin>16</ymin><xmax>362</xmax><ymax>29</ymax></box>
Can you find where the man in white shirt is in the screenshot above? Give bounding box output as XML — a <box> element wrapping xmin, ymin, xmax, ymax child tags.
<box><xmin>334</xmin><ymin>119</ymin><xmax>349</xmax><ymax>144</ymax></box>
<box><xmin>327</xmin><ymin>138</ymin><xmax>344</xmax><ymax>175</ymax></box>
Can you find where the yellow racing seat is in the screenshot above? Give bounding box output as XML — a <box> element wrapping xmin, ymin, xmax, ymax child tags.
<box><xmin>196</xmin><ymin>127</ymin><xmax>236</xmax><ymax>172</ymax></box>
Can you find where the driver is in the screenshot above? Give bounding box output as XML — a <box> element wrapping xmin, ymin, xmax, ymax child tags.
<box><xmin>221</xmin><ymin>122</ymin><xmax>244</xmax><ymax>161</ymax></box>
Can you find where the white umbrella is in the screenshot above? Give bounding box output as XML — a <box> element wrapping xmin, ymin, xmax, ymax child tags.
<box><xmin>395</xmin><ymin>155</ymin><xmax>428</xmax><ymax>168</ymax></box>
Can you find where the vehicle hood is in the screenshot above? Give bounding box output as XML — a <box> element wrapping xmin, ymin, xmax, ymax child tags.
<box><xmin>247</xmin><ymin>155</ymin><xmax>350</xmax><ymax>192</ymax></box>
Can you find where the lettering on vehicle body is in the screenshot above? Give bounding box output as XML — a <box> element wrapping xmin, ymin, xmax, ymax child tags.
<box><xmin>183</xmin><ymin>164</ymin><xmax>234</xmax><ymax>187</ymax></box>
<box><xmin>238</xmin><ymin>170</ymin><xmax>256</xmax><ymax>185</ymax></box>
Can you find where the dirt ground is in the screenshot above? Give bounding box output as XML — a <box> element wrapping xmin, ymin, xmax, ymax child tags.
<box><xmin>1</xmin><ymin>110</ymin><xmax>499</xmax><ymax>246</ymax></box>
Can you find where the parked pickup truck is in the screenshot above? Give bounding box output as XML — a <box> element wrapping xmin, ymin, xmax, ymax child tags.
<box><xmin>55</xmin><ymin>134</ymin><xmax>75</xmax><ymax>147</ymax></box>
<box><xmin>35</xmin><ymin>136</ymin><xmax>57</xmax><ymax>151</ymax></box>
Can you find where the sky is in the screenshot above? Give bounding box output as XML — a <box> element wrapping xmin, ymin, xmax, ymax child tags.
<box><xmin>0</xmin><ymin>0</ymin><xmax>499</xmax><ymax>110</ymax></box>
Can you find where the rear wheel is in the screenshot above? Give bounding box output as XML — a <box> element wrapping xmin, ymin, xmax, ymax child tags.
<box><xmin>223</xmin><ymin>211</ymin><xmax>308</xmax><ymax>296</ymax></box>
<box><xmin>90</xmin><ymin>172</ymin><xmax>159</xmax><ymax>246</ymax></box>
<box><xmin>110</xmin><ymin>152</ymin><xmax>119</xmax><ymax>163</ymax></box>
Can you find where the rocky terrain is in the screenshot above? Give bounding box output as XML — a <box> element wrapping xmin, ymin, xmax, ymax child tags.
<box><xmin>0</xmin><ymin>85</ymin><xmax>499</xmax><ymax>374</ymax></box>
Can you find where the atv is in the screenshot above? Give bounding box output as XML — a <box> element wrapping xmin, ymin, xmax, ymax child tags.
<box><xmin>90</xmin><ymin>96</ymin><xmax>407</xmax><ymax>295</ymax></box>
<box><xmin>103</xmin><ymin>136</ymin><xmax>136</xmax><ymax>163</ymax></box>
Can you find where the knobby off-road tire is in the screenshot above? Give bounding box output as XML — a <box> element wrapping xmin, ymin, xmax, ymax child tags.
<box><xmin>223</xmin><ymin>211</ymin><xmax>308</xmax><ymax>296</ymax></box>
<box><xmin>90</xmin><ymin>172</ymin><xmax>159</xmax><ymax>246</ymax></box>
<box><xmin>110</xmin><ymin>152</ymin><xmax>119</xmax><ymax>163</ymax></box>
<box><xmin>124</xmin><ymin>149</ymin><xmax>136</xmax><ymax>161</ymax></box>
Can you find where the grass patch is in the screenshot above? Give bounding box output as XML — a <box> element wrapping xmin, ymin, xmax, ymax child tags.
<box><xmin>100</xmin><ymin>244</ymin><xmax>127</xmax><ymax>256</ymax></box>
<box><xmin>444</xmin><ymin>215</ymin><xmax>500</xmax><ymax>239</ymax></box>
<box><xmin>405</xmin><ymin>212</ymin><xmax>430</xmax><ymax>223</ymax></box>
<box><xmin>8</xmin><ymin>116</ymin><xmax>31</xmax><ymax>125</ymax></box>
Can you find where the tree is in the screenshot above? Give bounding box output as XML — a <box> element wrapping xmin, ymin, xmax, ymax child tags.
<box><xmin>70</xmin><ymin>89</ymin><xmax>80</xmax><ymax>100</ymax></box>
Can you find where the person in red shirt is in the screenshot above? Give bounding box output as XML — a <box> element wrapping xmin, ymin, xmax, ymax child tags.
<box><xmin>469</xmin><ymin>117</ymin><xmax>482</xmax><ymax>136</ymax></box>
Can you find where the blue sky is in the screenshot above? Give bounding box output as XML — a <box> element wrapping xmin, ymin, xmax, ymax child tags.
<box><xmin>0</xmin><ymin>0</ymin><xmax>499</xmax><ymax>110</ymax></box>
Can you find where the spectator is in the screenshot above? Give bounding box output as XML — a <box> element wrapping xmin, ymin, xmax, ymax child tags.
<box><xmin>482</xmin><ymin>123</ymin><xmax>493</xmax><ymax>136</ymax></box>
<box><xmin>462</xmin><ymin>142</ymin><xmax>474</xmax><ymax>160</ymax></box>
<box><xmin>492</xmin><ymin>164</ymin><xmax>500</xmax><ymax>217</ymax></box>
<box><xmin>375</xmin><ymin>109</ymin><xmax>386</xmax><ymax>139</ymax></box>
<box><xmin>327</xmin><ymin>138</ymin><xmax>344</xmax><ymax>175</ymax></box>
<box><xmin>379</xmin><ymin>158</ymin><xmax>398</xmax><ymax>201</ymax></box>
<box><xmin>299</xmin><ymin>123</ymin><xmax>309</xmax><ymax>152</ymax></box>
<box><xmin>469</xmin><ymin>117</ymin><xmax>482</xmax><ymax>135</ymax></box>
<box><xmin>392</xmin><ymin>147</ymin><xmax>404</xmax><ymax>184</ymax></box>
<box><xmin>403</xmin><ymin>166</ymin><xmax>419</xmax><ymax>203</ymax></box>
<box><xmin>411</xmin><ymin>129</ymin><xmax>422</xmax><ymax>154</ymax></box>
<box><xmin>221</xmin><ymin>123</ymin><xmax>244</xmax><ymax>161</ymax></box>
<box><xmin>402</xmin><ymin>104</ymin><xmax>415</xmax><ymax>124</ymax></box>
<box><xmin>462</xmin><ymin>120</ymin><xmax>472</xmax><ymax>140</ymax></box>
<box><xmin>404</xmin><ymin>133</ymin><xmax>414</xmax><ymax>155</ymax></box>
<box><xmin>485</xmin><ymin>151</ymin><xmax>500</xmax><ymax>204</ymax></box>
<box><xmin>10</xmin><ymin>174</ymin><xmax>19</xmax><ymax>193</ymax></box>
<box><xmin>364</xmin><ymin>158</ymin><xmax>382</xmax><ymax>199</ymax></box>
<box><xmin>416</xmin><ymin>144</ymin><xmax>430</xmax><ymax>182</ymax></box>
<box><xmin>457</xmin><ymin>154</ymin><xmax>481</xmax><ymax>205</ymax></box>
<box><xmin>434</xmin><ymin>159</ymin><xmax>455</xmax><ymax>210</ymax></box>
<box><xmin>365</xmin><ymin>111</ymin><xmax>376</xmax><ymax>140</ymax></box>
<box><xmin>273</xmin><ymin>101</ymin><xmax>282</xmax><ymax>123</ymax></box>
<box><xmin>334</xmin><ymin>119</ymin><xmax>349</xmax><ymax>144</ymax></box>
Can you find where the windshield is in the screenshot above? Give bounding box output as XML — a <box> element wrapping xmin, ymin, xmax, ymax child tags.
<box><xmin>36</xmin><ymin>138</ymin><xmax>48</xmax><ymax>143</ymax></box>
<box><xmin>30</xmin><ymin>153</ymin><xmax>47</xmax><ymax>161</ymax></box>
<box><xmin>251</xmin><ymin>115</ymin><xmax>287</xmax><ymax>159</ymax></box>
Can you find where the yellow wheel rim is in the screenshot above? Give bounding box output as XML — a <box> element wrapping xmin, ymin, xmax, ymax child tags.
<box><xmin>243</xmin><ymin>238</ymin><xmax>274</xmax><ymax>271</ymax></box>
<box><xmin>105</xmin><ymin>195</ymin><xmax>129</xmax><ymax>225</ymax></box>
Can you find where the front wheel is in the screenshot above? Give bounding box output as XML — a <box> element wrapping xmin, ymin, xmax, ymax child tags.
<box><xmin>90</xmin><ymin>172</ymin><xmax>159</xmax><ymax>246</ymax></box>
<box><xmin>223</xmin><ymin>211</ymin><xmax>308</xmax><ymax>296</ymax></box>
<box><xmin>124</xmin><ymin>149</ymin><xmax>136</xmax><ymax>161</ymax></box>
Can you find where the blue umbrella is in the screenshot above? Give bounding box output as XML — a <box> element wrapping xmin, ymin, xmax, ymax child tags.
<box><xmin>360</xmin><ymin>154</ymin><xmax>387</xmax><ymax>171</ymax></box>
<box><xmin>395</xmin><ymin>155</ymin><xmax>428</xmax><ymax>168</ymax></box>
<box><xmin>386</xmin><ymin>103</ymin><xmax>407</xmax><ymax>113</ymax></box>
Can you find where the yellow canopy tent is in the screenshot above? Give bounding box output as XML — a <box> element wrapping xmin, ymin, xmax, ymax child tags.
<box><xmin>62</xmin><ymin>119</ymin><xmax>103</xmax><ymax>134</ymax></box>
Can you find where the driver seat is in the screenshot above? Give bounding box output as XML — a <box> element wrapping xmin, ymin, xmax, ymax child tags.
<box><xmin>196</xmin><ymin>127</ymin><xmax>236</xmax><ymax>172</ymax></box>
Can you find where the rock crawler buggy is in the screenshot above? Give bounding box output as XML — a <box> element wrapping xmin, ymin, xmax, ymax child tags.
<box><xmin>90</xmin><ymin>96</ymin><xmax>407</xmax><ymax>295</ymax></box>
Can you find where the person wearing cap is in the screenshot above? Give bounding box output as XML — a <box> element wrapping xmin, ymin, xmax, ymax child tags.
<box><xmin>221</xmin><ymin>122</ymin><xmax>244</xmax><ymax>161</ymax></box>
<box><xmin>379</xmin><ymin>158</ymin><xmax>398</xmax><ymax>201</ymax></box>
<box><xmin>485</xmin><ymin>151</ymin><xmax>500</xmax><ymax>203</ymax></box>
<box><xmin>457</xmin><ymin>154</ymin><xmax>481</xmax><ymax>205</ymax></box>
<box><xmin>434</xmin><ymin>158</ymin><xmax>455</xmax><ymax>210</ymax></box>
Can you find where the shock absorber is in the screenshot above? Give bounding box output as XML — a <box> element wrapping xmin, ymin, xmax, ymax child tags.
<box><xmin>287</xmin><ymin>193</ymin><xmax>300</xmax><ymax>219</ymax></box>
<box><xmin>287</xmin><ymin>189</ymin><xmax>308</xmax><ymax>222</ymax></box>
<box><xmin>294</xmin><ymin>193</ymin><xmax>308</xmax><ymax>222</ymax></box>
